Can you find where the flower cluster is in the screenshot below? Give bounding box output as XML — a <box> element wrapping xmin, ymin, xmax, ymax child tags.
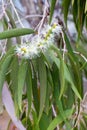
<box><xmin>15</xmin><ymin>23</ymin><xmax>62</xmax><ymax>59</ymax></box>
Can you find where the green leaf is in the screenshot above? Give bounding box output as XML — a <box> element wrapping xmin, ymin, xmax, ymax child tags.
<box><xmin>6</xmin><ymin>9</ymin><xmax>21</xmax><ymax>44</ymax></box>
<box><xmin>10</xmin><ymin>56</ymin><xmax>19</xmax><ymax>116</ymax></box>
<box><xmin>32</xmin><ymin>110</ymin><xmax>40</xmax><ymax>130</ymax></box>
<box><xmin>18</xmin><ymin>60</ymin><xmax>28</xmax><ymax>111</ymax></box>
<box><xmin>64</xmin><ymin>63</ymin><xmax>81</xmax><ymax>100</ymax></box>
<box><xmin>65</xmin><ymin>85</ymin><xmax>75</xmax><ymax>109</ymax></box>
<box><xmin>0</xmin><ymin>47</ymin><xmax>14</xmax><ymax>96</ymax></box>
<box><xmin>48</xmin><ymin>46</ymin><xmax>81</xmax><ymax>100</ymax></box>
<box><xmin>68</xmin><ymin>54</ymin><xmax>83</xmax><ymax>97</ymax></box>
<box><xmin>63</xmin><ymin>0</ymin><xmax>71</xmax><ymax>25</ymax></box>
<box><xmin>52</xmin><ymin>64</ymin><xmax>71</xmax><ymax>130</ymax></box>
<box><xmin>72</xmin><ymin>0</ymin><xmax>78</xmax><ymax>30</ymax></box>
<box><xmin>72</xmin><ymin>0</ymin><xmax>86</xmax><ymax>36</ymax></box>
<box><xmin>10</xmin><ymin>56</ymin><xmax>19</xmax><ymax>103</ymax></box>
<box><xmin>85</xmin><ymin>0</ymin><xmax>87</xmax><ymax>13</ymax></box>
<box><xmin>45</xmin><ymin>68</ymin><xmax>53</xmax><ymax>114</ymax></box>
<box><xmin>0</xmin><ymin>28</ymin><xmax>34</xmax><ymax>39</ymax></box>
<box><xmin>32</xmin><ymin>71</ymin><xmax>39</xmax><ymax>115</ymax></box>
<box><xmin>39</xmin><ymin>113</ymin><xmax>50</xmax><ymax>130</ymax></box>
<box><xmin>47</xmin><ymin>109</ymin><xmax>73</xmax><ymax>130</ymax></box>
<box><xmin>49</xmin><ymin>0</ymin><xmax>57</xmax><ymax>24</ymax></box>
<box><xmin>38</xmin><ymin>57</ymin><xmax>47</xmax><ymax>122</ymax></box>
<box><xmin>64</xmin><ymin>32</ymin><xmax>76</xmax><ymax>61</ymax></box>
<box><xmin>50</xmin><ymin>46</ymin><xmax>65</xmax><ymax>99</ymax></box>
<box><xmin>59</xmin><ymin>60</ymin><xmax>65</xmax><ymax>99</ymax></box>
<box><xmin>6</xmin><ymin>9</ymin><xmax>16</xmax><ymax>28</ymax></box>
<box><xmin>26</xmin><ymin>62</ymin><xmax>32</xmax><ymax>114</ymax></box>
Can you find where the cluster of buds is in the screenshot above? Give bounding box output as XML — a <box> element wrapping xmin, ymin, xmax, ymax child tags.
<box><xmin>15</xmin><ymin>23</ymin><xmax>62</xmax><ymax>59</ymax></box>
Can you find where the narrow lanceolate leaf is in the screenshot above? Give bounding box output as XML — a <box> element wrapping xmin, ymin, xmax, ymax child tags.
<box><xmin>52</xmin><ymin>65</ymin><xmax>71</xmax><ymax>130</ymax></box>
<box><xmin>0</xmin><ymin>28</ymin><xmax>34</xmax><ymax>39</ymax></box>
<box><xmin>64</xmin><ymin>32</ymin><xmax>76</xmax><ymax>60</ymax></box>
<box><xmin>59</xmin><ymin>59</ymin><xmax>65</xmax><ymax>99</ymax></box>
<box><xmin>10</xmin><ymin>56</ymin><xmax>19</xmax><ymax>104</ymax></box>
<box><xmin>47</xmin><ymin>109</ymin><xmax>73</xmax><ymax>130</ymax></box>
<box><xmin>2</xmin><ymin>82</ymin><xmax>26</xmax><ymax>130</ymax></box>
<box><xmin>0</xmin><ymin>47</ymin><xmax>14</xmax><ymax>96</ymax></box>
<box><xmin>0</xmin><ymin>55</ymin><xmax>12</xmax><ymax>95</ymax></box>
<box><xmin>48</xmin><ymin>47</ymin><xmax>81</xmax><ymax>100</ymax></box>
<box><xmin>64</xmin><ymin>64</ymin><xmax>81</xmax><ymax>100</ymax></box>
<box><xmin>39</xmin><ymin>113</ymin><xmax>50</xmax><ymax>130</ymax></box>
<box><xmin>49</xmin><ymin>0</ymin><xmax>57</xmax><ymax>24</ymax></box>
<box><xmin>38</xmin><ymin>57</ymin><xmax>47</xmax><ymax>122</ymax></box>
<box><xmin>6</xmin><ymin>9</ymin><xmax>21</xmax><ymax>43</ymax></box>
<box><xmin>26</xmin><ymin>62</ymin><xmax>32</xmax><ymax>114</ymax></box>
<box><xmin>32</xmin><ymin>74</ymin><xmax>39</xmax><ymax>115</ymax></box>
<box><xmin>63</xmin><ymin>0</ymin><xmax>71</xmax><ymax>25</ymax></box>
<box><xmin>50</xmin><ymin>45</ymin><xmax>65</xmax><ymax>98</ymax></box>
<box><xmin>69</xmin><ymin>55</ymin><xmax>83</xmax><ymax>97</ymax></box>
<box><xmin>85</xmin><ymin>0</ymin><xmax>87</xmax><ymax>13</ymax></box>
<box><xmin>18</xmin><ymin>60</ymin><xmax>28</xmax><ymax>111</ymax></box>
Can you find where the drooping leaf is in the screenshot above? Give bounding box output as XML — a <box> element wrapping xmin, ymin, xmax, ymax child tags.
<box><xmin>18</xmin><ymin>60</ymin><xmax>28</xmax><ymax>111</ymax></box>
<box><xmin>32</xmin><ymin>71</ymin><xmax>39</xmax><ymax>115</ymax></box>
<box><xmin>52</xmin><ymin>64</ymin><xmax>71</xmax><ymax>130</ymax></box>
<box><xmin>68</xmin><ymin>54</ymin><xmax>83</xmax><ymax>97</ymax></box>
<box><xmin>32</xmin><ymin>110</ymin><xmax>40</xmax><ymax>130</ymax></box>
<box><xmin>6</xmin><ymin>9</ymin><xmax>21</xmax><ymax>43</ymax></box>
<box><xmin>59</xmin><ymin>59</ymin><xmax>65</xmax><ymax>99</ymax></box>
<box><xmin>65</xmin><ymin>84</ymin><xmax>74</xmax><ymax>109</ymax></box>
<box><xmin>47</xmin><ymin>109</ymin><xmax>73</xmax><ymax>130</ymax></box>
<box><xmin>39</xmin><ymin>113</ymin><xmax>50</xmax><ymax>130</ymax></box>
<box><xmin>48</xmin><ymin>46</ymin><xmax>81</xmax><ymax>99</ymax></box>
<box><xmin>10</xmin><ymin>56</ymin><xmax>19</xmax><ymax>97</ymax></box>
<box><xmin>50</xmin><ymin>45</ymin><xmax>65</xmax><ymax>99</ymax></box>
<box><xmin>72</xmin><ymin>0</ymin><xmax>78</xmax><ymax>30</ymax></box>
<box><xmin>38</xmin><ymin>57</ymin><xmax>47</xmax><ymax>122</ymax></box>
<box><xmin>45</xmin><ymin>69</ymin><xmax>54</xmax><ymax>114</ymax></box>
<box><xmin>0</xmin><ymin>55</ymin><xmax>12</xmax><ymax>95</ymax></box>
<box><xmin>10</xmin><ymin>56</ymin><xmax>19</xmax><ymax>114</ymax></box>
<box><xmin>64</xmin><ymin>32</ymin><xmax>76</xmax><ymax>61</ymax></box>
<box><xmin>0</xmin><ymin>47</ymin><xmax>14</xmax><ymax>96</ymax></box>
<box><xmin>62</xmin><ymin>0</ymin><xmax>71</xmax><ymax>25</ymax></box>
<box><xmin>72</xmin><ymin>0</ymin><xmax>86</xmax><ymax>36</ymax></box>
<box><xmin>85</xmin><ymin>0</ymin><xmax>87</xmax><ymax>13</ymax></box>
<box><xmin>26</xmin><ymin>62</ymin><xmax>32</xmax><ymax>114</ymax></box>
<box><xmin>64</xmin><ymin>63</ymin><xmax>81</xmax><ymax>100</ymax></box>
<box><xmin>49</xmin><ymin>0</ymin><xmax>57</xmax><ymax>24</ymax></box>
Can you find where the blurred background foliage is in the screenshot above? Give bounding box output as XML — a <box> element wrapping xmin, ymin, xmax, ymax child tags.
<box><xmin>0</xmin><ymin>0</ymin><xmax>87</xmax><ymax>130</ymax></box>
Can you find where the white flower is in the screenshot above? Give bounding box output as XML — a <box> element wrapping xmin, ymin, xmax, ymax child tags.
<box><xmin>52</xmin><ymin>25</ymin><xmax>62</xmax><ymax>35</ymax></box>
<box><xmin>15</xmin><ymin>43</ymin><xmax>38</xmax><ymax>59</ymax></box>
<box><xmin>27</xmin><ymin>44</ymin><xmax>38</xmax><ymax>59</ymax></box>
<box><xmin>15</xmin><ymin>23</ymin><xmax>62</xmax><ymax>60</ymax></box>
<box><xmin>16</xmin><ymin>44</ymin><xmax>29</xmax><ymax>58</ymax></box>
<box><xmin>31</xmin><ymin>37</ymin><xmax>48</xmax><ymax>53</ymax></box>
<box><xmin>36</xmin><ymin>41</ymin><xmax>47</xmax><ymax>53</ymax></box>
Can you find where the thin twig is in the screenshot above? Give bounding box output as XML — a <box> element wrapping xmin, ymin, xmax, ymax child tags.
<box><xmin>52</xmin><ymin>105</ymin><xmax>59</xmax><ymax>130</ymax></box>
<box><xmin>9</xmin><ymin>0</ymin><xmax>30</xmax><ymax>42</ymax></box>
<box><xmin>59</xmin><ymin>48</ymin><xmax>87</xmax><ymax>63</ymax></box>
<box><xmin>0</xmin><ymin>0</ymin><xmax>6</xmax><ymax>19</ymax></box>
<box><xmin>10</xmin><ymin>0</ymin><xmax>24</xmax><ymax>28</ymax></box>
<box><xmin>15</xmin><ymin>14</ymin><xmax>43</xmax><ymax>24</ymax></box>
<box><xmin>0</xmin><ymin>0</ymin><xmax>8</xmax><ymax>59</ymax></box>
<box><xmin>38</xmin><ymin>0</ymin><xmax>49</xmax><ymax>35</ymax></box>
